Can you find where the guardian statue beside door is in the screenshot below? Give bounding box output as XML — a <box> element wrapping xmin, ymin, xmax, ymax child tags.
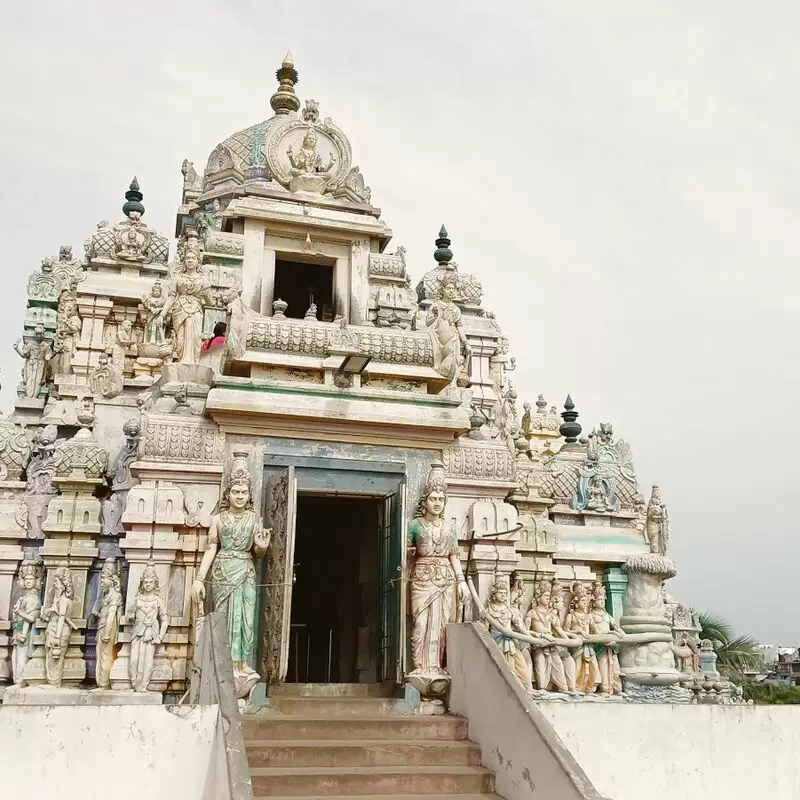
<box><xmin>193</xmin><ymin>449</ymin><xmax>271</xmax><ymax>699</ymax></box>
<box><xmin>407</xmin><ymin>461</ymin><xmax>468</xmax><ymax>699</ymax></box>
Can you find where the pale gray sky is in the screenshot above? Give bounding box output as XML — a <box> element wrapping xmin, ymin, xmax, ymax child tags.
<box><xmin>1</xmin><ymin>2</ymin><xmax>798</xmax><ymax>643</ymax></box>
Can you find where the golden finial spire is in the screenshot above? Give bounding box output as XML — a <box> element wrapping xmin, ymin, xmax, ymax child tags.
<box><xmin>271</xmin><ymin>51</ymin><xmax>300</xmax><ymax>115</ymax></box>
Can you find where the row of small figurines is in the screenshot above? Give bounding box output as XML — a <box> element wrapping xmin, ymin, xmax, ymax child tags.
<box><xmin>9</xmin><ymin>558</ymin><xmax>168</xmax><ymax>694</ymax></box>
<box><xmin>475</xmin><ymin>577</ymin><xmax>632</xmax><ymax>697</ymax></box>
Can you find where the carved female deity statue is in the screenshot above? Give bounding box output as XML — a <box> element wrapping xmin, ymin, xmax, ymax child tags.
<box><xmin>141</xmin><ymin>280</ymin><xmax>166</xmax><ymax>344</ymax></box>
<box><xmin>159</xmin><ymin>242</ymin><xmax>210</xmax><ymax>365</ymax></box>
<box><xmin>91</xmin><ymin>558</ymin><xmax>123</xmax><ymax>689</ymax></box>
<box><xmin>11</xmin><ymin>561</ymin><xmax>42</xmax><ymax>684</ymax></box>
<box><xmin>426</xmin><ymin>273</ymin><xmax>472</xmax><ymax>387</ymax></box>
<box><xmin>407</xmin><ymin>462</ymin><xmax>468</xmax><ymax>679</ymax></box>
<box><xmin>41</xmin><ymin>565</ymin><xmax>78</xmax><ymax>687</ymax></box>
<box><xmin>128</xmin><ymin>563</ymin><xmax>168</xmax><ymax>692</ymax></box>
<box><xmin>14</xmin><ymin>323</ymin><xmax>53</xmax><ymax>398</ymax></box>
<box><xmin>565</xmin><ymin>583</ymin><xmax>602</xmax><ymax>694</ymax></box>
<box><xmin>192</xmin><ymin>451</ymin><xmax>271</xmax><ymax>699</ymax></box>
<box><xmin>589</xmin><ymin>581</ymin><xmax>623</xmax><ymax>695</ymax></box>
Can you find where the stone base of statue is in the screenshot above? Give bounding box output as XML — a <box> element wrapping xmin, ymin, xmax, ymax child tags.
<box><xmin>289</xmin><ymin>174</ymin><xmax>329</xmax><ymax>194</ymax></box>
<box><xmin>161</xmin><ymin>363</ymin><xmax>214</xmax><ymax>390</ymax></box>
<box><xmin>619</xmin><ymin>553</ymin><xmax>682</xmax><ymax>688</ymax></box>
<box><xmin>622</xmin><ymin>682</ymin><xmax>693</xmax><ymax>704</ymax></box>
<box><xmin>234</xmin><ymin>666</ymin><xmax>260</xmax><ymax>701</ymax></box>
<box><xmin>406</xmin><ymin>670</ymin><xmax>450</xmax><ymax>715</ymax></box>
<box><xmin>2</xmin><ymin>685</ymin><xmax>163</xmax><ymax>706</ymax></box>
<box><xmin>22</xmin><ymin>631</ymin><xmax>86</xmax><ymax>689</ymax></box>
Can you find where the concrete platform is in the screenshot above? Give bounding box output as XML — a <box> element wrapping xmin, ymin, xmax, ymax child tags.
<box><xmin>2</xmin><ymin>685</ymin><xmax>163</xmax><ymax>706</ymax></box>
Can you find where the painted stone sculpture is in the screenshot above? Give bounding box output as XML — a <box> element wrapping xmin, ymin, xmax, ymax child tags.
<box><xmin>482</xmin><ymin>581</ymin><xmax>533</xmax><ymax>691</ymax></box>
<box><xmin>526</xmin><ymin>579</ymin><xmax>579</xmax><ymax>693</ymax></box>
<box><xmin>15</xmin><ymin>324</ymin><xmax>52</xmax><ymax>398</ymax></box>
<box><xmin>565</xmin><ymin>583</ymin><xmax>602</xmax><ymax>694</ymax></box>
<box><xmin>426</xmin><ymin>272</ymin><xmax>471</xmax><ymax>387</ymax></box>
<box><xmin>42</xmin><ymin>565</ymin><xmax>78</xmax><ymax>687</ymax></box>
<box><xmin>127</xmin><ymin>563</ymin><xmax>168</xmax><ymax>692</ymax></box>
<box><xmin>159</xmin><ymin>238</ymin><xmax>210</xmax><ymax>365</ymax></box>
<box><xmin>11</xmin><ymin>560</ymin><xmax>42</xmax><ymax>685</ymax></box>
<box><xmin>192</xmin><ymin>450</ymin><xmax>271</xmax><ymax>699</ymax></box>
<box><xmin>589</xmin><ymin>581</ymin><xmax>624</xmax><ymax>695</ymax></box>
<box><xmin>407</xmin><ymin>462</ymin><xmax>468</xmax><ymax>691</ymax></box>
<box><xmin>91</xmin><ymin>558</ymin><xmax>123</xmax><ymax>689</ymax></box>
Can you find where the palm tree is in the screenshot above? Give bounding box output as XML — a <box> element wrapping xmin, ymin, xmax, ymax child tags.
<box><xmin>698</xmin><ymin>612</ymin><xmax>763</xmax><ymax>680</ymax></box>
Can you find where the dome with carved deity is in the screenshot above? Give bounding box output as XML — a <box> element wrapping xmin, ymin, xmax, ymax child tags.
<box><xmin>193</xmin><ymin>53</ymin><xmax>372</xmax><ymax>205</ymax></box>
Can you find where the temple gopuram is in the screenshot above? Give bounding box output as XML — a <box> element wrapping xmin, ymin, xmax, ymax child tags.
<box><xmin>2</xmin><ymin>54</ymin><xmax>754</xmax><ymax>800</ymax></box>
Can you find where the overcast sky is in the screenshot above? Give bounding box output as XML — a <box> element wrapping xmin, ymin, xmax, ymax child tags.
<box><xmin>1</xmin><ymin>2</ymin><xmax>798</xmax><ymax>643</ymax></box>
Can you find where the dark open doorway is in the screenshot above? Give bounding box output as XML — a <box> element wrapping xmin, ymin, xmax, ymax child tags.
<box><xmin>287</xmin><ymin>495</ymin><xmax>379</xmax><ymax>683</ymax></box>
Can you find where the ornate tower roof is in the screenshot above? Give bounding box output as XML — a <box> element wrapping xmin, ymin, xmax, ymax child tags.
<box><xmin>196</xmin><ymin>53</ymin><xmax>372</xmax><ymax>205</ymax></box>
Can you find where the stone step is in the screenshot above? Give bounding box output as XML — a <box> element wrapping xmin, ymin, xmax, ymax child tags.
<box><xmin>255</xmin><ymin>795</ymin><xmax>503</xmax><ymax>800</ymax></box>
<box><xmin>271</xmin><ymin>683</ymin><xmax>394</xmax><ymax>698</ymax></box>
<box><xmin>247</xmin><ymin>739</ymin><xmax>481</xmax><ymax>768</ymax></box>
<box><xmin>249</xmin><ymin>765</ymin><xmax>494</xmax><ymax>796</ymax></box>
<box><xmin>243</xmin><ymin>715</ymin><xmax>468</xmax><ymax>742</ymax></box>
<box><xmin>270</xmin><ymin>696</ymin><xmax>412</xmax><ymax>717</ymax></box>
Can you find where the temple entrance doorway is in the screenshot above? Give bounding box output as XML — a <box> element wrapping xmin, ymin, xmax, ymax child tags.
<box><xmin>258</xmin><ymin>464</ymin><xmax>407</xmax><ymax>690</ymax></box>
<box><xmin>287</xmin><ymin>495</ymin><xmax>379</xmax><ymax>683</ymax></box>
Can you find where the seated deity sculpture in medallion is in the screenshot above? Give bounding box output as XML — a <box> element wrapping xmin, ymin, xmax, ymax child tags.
<box><xmin>287</xmin><ymin>127</ymin><xmax>337</xmax><ymax>193</ymax></box>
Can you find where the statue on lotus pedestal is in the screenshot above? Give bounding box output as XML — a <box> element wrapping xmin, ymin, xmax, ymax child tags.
<box><xmin>192</xmin><ymin>450</ymin><xmax>271</xmax><ymax>699</ymax></box>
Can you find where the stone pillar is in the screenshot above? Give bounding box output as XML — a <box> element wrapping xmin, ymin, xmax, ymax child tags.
<box><xmin>110</xmin><ymin>478</ymin><xmax>182</xmax><ymax>692</ymax></box>
<box><xmin>260</xmin><ymin>247</ymin><xmax>277</xmax><ymax>315</ymax></box>
<box><xmin>71</xmin><ymin>296</ymin><xmax>114</xmax><ymax>383</ymax></box>
<box><xmin>111</xmin><ymin>406</ymin><xmax>224</xmax><ymax>695</ymax></box>
<box><xmin>242</xmin><ymin>219</ymin><xmax>266</xmax><ymax>312</ymax></box>
<box><xmin>349</xmin><ymin>239</ymin><xmax>369</xmax><ymax>325</ymax></box>
<box><xmin>334</xmin><ymin>256</ymin><xmax>350</xmax><ymax>321</ymax></box>
<box><xmin>23</xmin><ymin>427</ymin><xmax>108</xmax><ymax>688</ymax></box>
<box><xmin>618</xmin><ymin>553</ymin><xmax>681</xmax><ymax>693</ymax></box>
<box><xmin>0</xmin><ymin>480</ymin><xmax>28</xmax><ymax>684</ymax></box>
<box><xmin>442</xmin><ymin>438</ymin><xmax>519</xmax><ymax>619</ymax></box>
<box><xmin>603</xmin><ymin>566</ymin><xmax>628</xmax><ymax>622</ymax></box>
<box><xmin>0</xmin><ymin>415</ymin><xmax>32</xmax><ymax>683</ymax></box>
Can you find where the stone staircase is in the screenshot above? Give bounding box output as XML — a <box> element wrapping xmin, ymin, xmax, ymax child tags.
<box><xmin>243</xmin><ymin>683</ymin><xmax>503</xmax><ymax>799</ymax></box>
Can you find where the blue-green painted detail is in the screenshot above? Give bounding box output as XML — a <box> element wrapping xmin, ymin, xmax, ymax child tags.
<box><xmin>558</xmin><ymin>531</ymin><xmax>649</xmax><ymax>547</ymax></box>
<box><xmin>213</xmin><ymin>378</ymin><xmax>462</xmax><ymax>408</ymax></box>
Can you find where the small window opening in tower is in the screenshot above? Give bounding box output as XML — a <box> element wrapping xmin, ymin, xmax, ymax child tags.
<box><xmin>273</xmin><ymin>256</ymin><xmax>336</xmax><ymax>321</ymax></box>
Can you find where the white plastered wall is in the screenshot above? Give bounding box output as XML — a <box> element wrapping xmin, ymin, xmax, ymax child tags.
<box><xmin>2</xmin><ymin>704</ymin><xmax>229</xmax><ymax>800</ymax></box>
<box><xmin>540</xmin><ymin>703</ymin><xmax>800</xmax><ymax>800</ymax></box>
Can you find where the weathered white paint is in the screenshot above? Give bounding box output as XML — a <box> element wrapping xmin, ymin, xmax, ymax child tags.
<box><xmin>447</xmin><ymin>623</ymin><xmax>604</xmax><ymax>800</ymax></box>
<box><xmin>2</xmin><ymin>704</ymin><xmax>229</xmax><ymax>800</ymax></box>
<box><xmin>540</xmin><ymin>703</ymin><xmax>800</xmax><ymax>800</ymax></box>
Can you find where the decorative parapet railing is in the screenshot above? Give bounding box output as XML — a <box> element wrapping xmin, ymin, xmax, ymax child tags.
<box><xmin>188</xmin><ymin>612</ymin><xmax>254</xmax><ymax>800</ymax></box>
<box><xmin>443</xmin><ymin>438</ymin><xmax>515</xmax><ymax>484</ymax></box>
<box><xmin>245</xmin><ymin>317</ymin><xmax>435</xmax><ymax>367</ymax></box>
